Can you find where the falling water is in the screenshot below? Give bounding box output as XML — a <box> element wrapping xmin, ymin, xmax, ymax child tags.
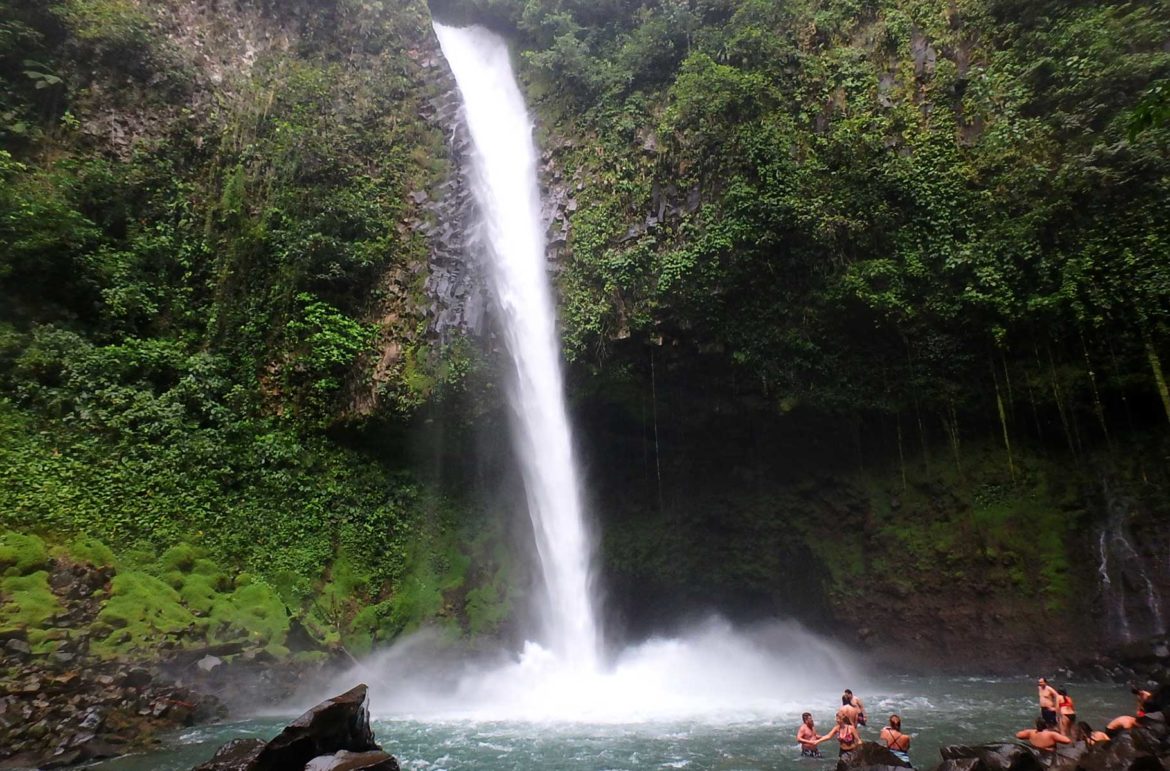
<box><xmin>1097</xmin><ymin>488</ymin><xmax>1166</xmax><ymax>643</ymax></box>
<box><xmin>323</xmin><ymin>22</ymin><xmax>858</xmax><ymax>724</ymax></box>
<box><xmin>434</xmin><ymin>23</ymin><xmax>600</xmax><ymax>670</ymax></box>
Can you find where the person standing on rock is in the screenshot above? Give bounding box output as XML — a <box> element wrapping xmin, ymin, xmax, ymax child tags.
<box><xmin>1057</xmin><ymin>688</ymin><xmax>1076</xmax><ymax>737</ymax></box>
<box><xmin>1037</xmin><ymin>677</ymin><xmax>1059</xmax><ymax>728</ymax></box>
<box><xmin>1017</xmin><ymin>717</ymin><xmax>1072</xmax><ymax>754</ymax></box>
<box><xmin>797</xmin><ymin>712</ymin><xmax>822</xmax><ymax>758</ymax></box>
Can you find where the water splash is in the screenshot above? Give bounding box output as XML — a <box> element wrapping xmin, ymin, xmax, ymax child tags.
<box><xmin>434</xmin><ymin>22</ymin><xmax>599</xmax><ymax>669</ymax></box>
<box><xmin>346</xmin><ymin>618</ymin><xmax>859</xmax><ymax>723</ymax></box>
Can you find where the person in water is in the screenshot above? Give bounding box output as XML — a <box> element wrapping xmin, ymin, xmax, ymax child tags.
<box><xmin>880</xmin><ymin>714</ymin><xmax>912</xmax><ymax>766</ymax></box>
<box><xmin>837</xmin><ymin>694</ymin><xmax>861</xmax><ymax>728</ymax></box>
<box><xmin>1057</xmin><ymin>687</ymin><xmax>1076</xmax><ymax>737</ymax></box>
<box><xmin>1017</xmin><ymin>717</ymin><xmax>1072</xmax><ymax>754</ymax></box>
<box><xmin>1132</xmin><ymin>685</ymin><xmax>1154</xmax><ymax>716</ymax></box>
<box><xmin>797</xmin><ymin>712</ymin><xmax>822</xmax><ymax>758</ymax></box>
<box><xmin>817</xmin><ymin>713</ymin><xmax>862</xmax><ymax>759</ymax></box>
<box><xmin>1037</xmin><ymin>677</ymin><xmax>1059</xmax><ymax>728</ymax></box>
<box><xmin>1073</xmin><ymin>721</ymin><xmax>1109</xmax><ymax>747</ymax></box>
<box><xmin>844</xmin><ymin>689</ymin><xmax>867</xmax><ymax>727</ymax></box>
<box><xmin>1107</xmin><ymin>714</ymin><xmax>1140</xmax><ymax>731</ymax></box>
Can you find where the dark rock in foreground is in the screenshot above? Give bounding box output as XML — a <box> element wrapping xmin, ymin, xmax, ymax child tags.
<box><xmin>838</xmin><ymin>741</ymin><xmax>913</xmax><ymax>770</ymax></box>
<box><xmin>930</xmin><ymin>712</ymin><xmax>1170</xmax><ymax>770</ymax></box>
<box><xmin>937</xmin><ymin>742</ymin><xmax>1044</xmax><ymax>770</ymax></box>
<box><xmin>193</xmin><ymin>684</ymin><xmax>398</xmax><ymax>771</ymax></box>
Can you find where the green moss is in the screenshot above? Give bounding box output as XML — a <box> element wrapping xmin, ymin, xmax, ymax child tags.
<box><xmin>0</xmin><ymin>571</ymin><xmax>60</xmax><ymax>650</ymax></box>
<box><xmin>465</xmin><ymin>582</ymin><xmax>509</xmax><ymax>635</ymax></box>
<box><xmin>178</xmin><ymin>573</ymin><xmax>219</xmax><ymax>614</ymax></box>
<box><xmin>0</xmin><ymin>532</ymin><xmax>50</xmax><ymax>576</ymax></box>
<box><xmin>207</xmin><ymin>581</ymin><xmax>289</xmax><ymax>649</ymax></box>
<box><xmin>53</xmin><ymin>535</ymin><xmax>116</xmax><ymax>568</ymax></box>
<box><xmin>92</xmin><ymin>571</ymin><xmax>199</xmax><ymax>657</ymax></box>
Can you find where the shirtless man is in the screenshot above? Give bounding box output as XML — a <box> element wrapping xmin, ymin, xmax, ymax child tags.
<box><xmin>836</xmin><ymin>694</ymin><xmax>861</xmax><ymax>728</ymax></box>
<box><xmin>1017</xmin><ymin>717</ymin><xmax>1072</xmax><ymax>753</ymax></box>
<box><xmin>797</xmin><ymin>712</ymin><xmax>822</xmax><ymax>758</ymax></box>
<box><xmin>844</xmin><ymin>689</ymin><xmax>867</xmax><ymax>727</ymax></box>
<box><xmin>1037</xmin><ymin>677</ymin><xmax>1059</xmax><ymax>728</ymax></box>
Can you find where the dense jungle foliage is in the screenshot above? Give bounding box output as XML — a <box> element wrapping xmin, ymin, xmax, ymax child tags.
<box><xmin>431</xmin><ymin>0</ymin><xmax>1170</xmax><ymax>648</ymax></box>
<box><xmin>1</xmin><ymin>0</ymin><xmax>1169</xmax><ymax>663</ymax></box>
<box><xmin>0</xmin><ymin>0</ymin><xmax>512</xmax><ymax>657</ymax></box>
<box><xmin>438</xmin><ymin>0</ymin><xmax>1170</xmax><ymax>436</ymax></box>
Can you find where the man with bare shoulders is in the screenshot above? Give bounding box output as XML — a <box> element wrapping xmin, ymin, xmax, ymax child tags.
<box><xmin>797</xmin><ymin>712</ymin><xmax>822</xmax><ymax>758</ymax></box>
<box><xmin>1037</xmin><ymin>677</ymin><xmax>1059</xmax><ymax>728</ymax></box>
<box><xmin>844</xmin><ymin>689</ymin><xmax>867</xmax><ymax>727</ymax></box>
<box><xmin>1017</xmin><ymin>717</ymin><xmax>1072</xmax><ymax>753</ymax></box>
<box><xmin>836</xmin><ymin>694</ymin><xmax>861</xmax><ymax>728</ymax></box>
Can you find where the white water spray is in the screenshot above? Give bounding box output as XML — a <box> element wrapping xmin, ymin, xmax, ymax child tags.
<box><xmin>327</xmin><ymin>24</ymin><xmax>861</xmax><ymax>724</ymax></box>
<box><xmin>435</xmin><ymin>23</ymin><xmax>599</xmax><ymax>670</ymax></box>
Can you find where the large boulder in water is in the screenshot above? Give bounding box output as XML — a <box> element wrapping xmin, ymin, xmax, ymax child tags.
<box><xmin>933</xmin><ymin>760</ymin><xmax>987</xmax><ymax>771</ymax></box>
<box><xmin>193</xmin><ymin>684</ymin><xmax>389</xmax><ymax>771</ymax></box>
<box><xmin>837</xmin><ymin>741</ymin><xmax>913</xmax><ymax>770</ymax></box>
<box><xmin>304</xmin><ymin>750</ymin><xmax>400</xmax><ymax>770</ymax></box>
<box><xmin>192</xmin><ymin>739</ymin><xmax>266</xmax><ymax>771</ymax></box>
<box><xmin>937</xmin><ymin>743</ymin><xmax>1044</xmax><ymax>771</ymax></box>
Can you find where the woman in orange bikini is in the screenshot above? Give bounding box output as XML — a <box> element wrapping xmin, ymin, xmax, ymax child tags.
<box><xmin>1057</xmin><ymin>688</ymin><xmax>1076</xmax><ymax>737</ymax></box>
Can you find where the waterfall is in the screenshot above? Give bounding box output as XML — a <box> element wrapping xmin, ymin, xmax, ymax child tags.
<box><xmin>434</xmin><ymin>23</ymin><xmax>600</xmax><ymax>670</ymax></box>
<box><xmin>1097</xmin><ymin>487</ymin><xmax>1166</xmax><ymax>644</ymax></box>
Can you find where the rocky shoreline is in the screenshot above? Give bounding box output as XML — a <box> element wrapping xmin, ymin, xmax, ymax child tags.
<box><xmin>0</xmin><ymin>555</ymin><xmax>347</xmax><ymax>770</ymax></box>
<box><xmin>0</xmin><ymin>641</ymin><xmax>350</xmax><ymax>770</ymax></box>
<box><xmin>840</xmin><ymin>710</ymin><xmax>1170</xmax><ymax>771</ymax></box>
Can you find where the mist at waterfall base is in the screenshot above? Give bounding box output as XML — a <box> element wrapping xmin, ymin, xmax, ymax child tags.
<box><xmin>332</xmin><ymin>21</ymin><xmax>859</xmax><ymax>728</ymax></box>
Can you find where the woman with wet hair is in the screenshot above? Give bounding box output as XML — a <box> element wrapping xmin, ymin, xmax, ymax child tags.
<box><xmin>880</xmin><ymin>714</ymin><xmax>912</xmax><ymax>766</ymax></box>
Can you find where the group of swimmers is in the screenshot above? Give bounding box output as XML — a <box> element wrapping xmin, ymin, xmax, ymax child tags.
<box><xmin>1018</xmin><ymin>677</ymin><xmax>1157</xmax><ymax>754</ymax></box>
<box><xmin>796</xmin><ymin>688</ymin><xmax>911</xmax><ymax>765</ymax></box>
<box><xmin>796</xmin><ymin>679</ymin><xmax>1162</xmax><ymax>766</ymax></box>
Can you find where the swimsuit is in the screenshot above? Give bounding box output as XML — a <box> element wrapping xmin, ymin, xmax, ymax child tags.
<box><xmin>801</xmin><ymin>747</ymin><xmax>821</xmax><ymax>758</ymax></box>
<box><xmin>1041</xmin><ymin>708</ymin><xmax>1057</xmax><ymax>726</ymax></box>
<box><xmin>885</xmin><ymin>730</ymin><xmax>911</xmax><ymax>766</ymax></box>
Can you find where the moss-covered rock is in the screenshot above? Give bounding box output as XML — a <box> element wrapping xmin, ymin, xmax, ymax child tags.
<box><xmin>0</xmin><ymin>571</ymin><xmax>60</xmax><ymax>652</ymax></box>
<box><xmin>0</xmin><ymin>532</ymin><xmax>50</xmax><ymax>576</ymax></box>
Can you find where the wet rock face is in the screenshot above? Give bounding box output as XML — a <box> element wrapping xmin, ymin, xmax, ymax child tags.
<box><xmin>192</xmin><ymin>684</ymin><xmax>398</xmax><ymax>771</ymax></box>
<box><xmin>414</xmin><ymin>58</ymin><xmax>487</xmax><ymax>344</ymax></box>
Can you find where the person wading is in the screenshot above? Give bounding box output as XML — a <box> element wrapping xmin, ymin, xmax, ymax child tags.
<box><xmin>880</xmin><ymin>714</ymin><xmax>912</xmax><ymax>766</ymax></box>
<box><xmin>818</xmin><ymin>713</ymin><xmax>862</xmax><ymax>760</ymax></box>
<box><xmin>1017</xmin><ymin>717</ymin><xmax>1072</xmax><ymax>757</ymax></box>
<box><xmin>797</xmin><ymin>712</ymin><xmax>822</xmax><ymax>758</ymax></box>
<box><xmin>844</xmin><ymin>689</ymin><xmax>867</xmax><ymax>727</ymax></box>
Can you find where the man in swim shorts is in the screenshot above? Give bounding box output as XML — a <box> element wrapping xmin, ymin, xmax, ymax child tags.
<box><xmin>844</xmin><ymin>689</ymin><xmax>867</xmax><ymax>727</ymax></box>
<box><xmin>1037</xmin><ymin>677</ymin><xmax>1059</xmax><ymax>728</ymax></box>
<box><xmin>797</xmin><ymin>712</ymin><xmax>822</xmax><ymax>757</ymax></box>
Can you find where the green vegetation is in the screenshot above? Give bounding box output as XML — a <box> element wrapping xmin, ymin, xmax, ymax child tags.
<box><xmin>2</xmin><ymin>0</ymin><xmax>1169</xmax><ymax>663</ymax></box>
<box><xmin>438</xmin><ymin>0</ymin><xmax>1170</xmax><ymax>448</ymax></box>
<box><xmin>0</xmin><ymin>0</ymin><xmax>515</xmax><ymax>659</ymax></box>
